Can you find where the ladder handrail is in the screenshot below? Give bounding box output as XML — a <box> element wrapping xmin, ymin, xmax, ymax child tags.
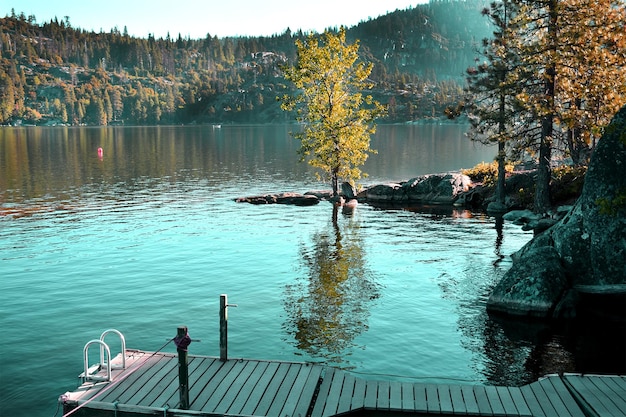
<box><xmin>99</xmin><ymin>329</ymin><xmax>126</xmax><ymax>370</ymax></box>
<box><xmin>83</xmin><ymin>340</ymin><xmax>111</xmax><ymax>382</ymax></box>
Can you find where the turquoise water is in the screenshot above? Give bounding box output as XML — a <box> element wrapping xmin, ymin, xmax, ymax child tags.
<box><xmin>1</xmin><ymin>124</ymin><xmax>596</xmax><ymax>417</ymax></box>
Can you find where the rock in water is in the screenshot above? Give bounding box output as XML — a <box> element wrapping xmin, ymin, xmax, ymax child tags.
<box><xmin>487</xmin><ymin>105</ymin><xmax>626</xmax><ymax>318</ymax></box>
<box><xmin>341</xmin><ymin>182</ymin><xmax>356</xmax><ymax>199</ymax></box>
<box><xmin>364</xmin><ymin>173</ymin><xmax>471</xmax><ymax>204</ymax></box>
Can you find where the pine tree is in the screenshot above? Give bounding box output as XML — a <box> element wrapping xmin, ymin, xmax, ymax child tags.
<box><xmin>462</xmin><ymin>0</ymin><xmax>521</xmax><ymax>211</ymax></box>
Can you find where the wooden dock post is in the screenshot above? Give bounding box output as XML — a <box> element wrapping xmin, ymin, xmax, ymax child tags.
<box><xmin>174</xmin><ymin>326</ymin><xmax>191</xmax><ymax>409</ymax></box>
<box><xmin>219</xmin><ymin>294</ymin><xmax>237</xmax><ymax>361</ymax></box>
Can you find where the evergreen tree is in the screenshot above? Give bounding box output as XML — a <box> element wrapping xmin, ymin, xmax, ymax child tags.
<box><xmin>461</xmin><ymin>0</ymin><xmax>521</xmax><ymax>211</ymax></box>
<box><xmin>0</xmin><ymin>68</ymin><xmax>15</xmax><ymax>122</ymax></box>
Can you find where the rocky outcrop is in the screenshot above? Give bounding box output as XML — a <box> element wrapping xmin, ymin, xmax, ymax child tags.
<box><xmin>361</xmin><ymin>173</ymin><xmax>472</xmax><ymax>205</ymax></box>
<box><xmin>235</xmin><ymin>192</ymin><xmax>319</xmax><ymax>206</ymax></box>
<box><xmin>236</xmin><ymin>174</ymin><xmax>473</xmax><ymax>207</ymax></box>
<box><xmin>487</xmin><ymin>105</ymin><xmax>626</xmax><ymax>318</ymax></box>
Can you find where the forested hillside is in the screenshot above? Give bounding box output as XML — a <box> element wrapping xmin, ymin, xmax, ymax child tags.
<box><xmin>0</xmin><ymin>0</ymin><xmax>492</xmax><ymax>126</ymax></box>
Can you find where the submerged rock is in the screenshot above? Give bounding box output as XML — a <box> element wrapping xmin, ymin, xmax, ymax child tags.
<box><xmin>487</xmin><ymin>105</ymin><xmax>626</xmax><ymax>318</ymax></box>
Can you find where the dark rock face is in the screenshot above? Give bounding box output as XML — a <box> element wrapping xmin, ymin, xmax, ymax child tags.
<box><xmin>487</xmin><ymin>106</ymin><xmax>626</xmax><ymax>318</ymax></box>
<box><xmin>488</xmin><ymin>235</ymin><xmax>569</xmax><ymax>317</ymax></box>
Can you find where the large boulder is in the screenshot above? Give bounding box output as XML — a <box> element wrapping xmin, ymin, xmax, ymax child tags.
<box><xmin>487</xmin><ymin>105</ymin><xmax>626</xmax><ymax>318</ymax></box>
<box><xmin>363</xmin><ymin>173</ymin><xmax>471</xmax><ymax>205</ymax></box>
<box><xmin>488</xmin><ymin>234</ymin><xmax>569</xmax><ymax>317</ymax></box>
<box><xmin>364</xmin><ymin>183</ymin><xmax>403</xmax><ymax>202</ymax></box>
<box><xmin>403</xmin><ymin>173</ymin><xmax>472</xmax><ymax>204</ymax></box>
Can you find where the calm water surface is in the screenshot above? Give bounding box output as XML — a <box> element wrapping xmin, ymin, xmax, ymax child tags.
<box><xmin>0</xmin><ymin>125</ymin><xmax>621</xmax><ymax>417</ymax></box>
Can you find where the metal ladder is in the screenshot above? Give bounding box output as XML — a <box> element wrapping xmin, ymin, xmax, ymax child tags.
<box><xmin>81</xmin><ymin>329</ymin><xmax>126</xmax><ymax>382</ymax></box>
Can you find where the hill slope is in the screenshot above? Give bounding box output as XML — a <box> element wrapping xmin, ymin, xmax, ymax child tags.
<box><xmin>0</xmin><ymin>1</ymin><xmax>492</xmax><ymax>125</ymax></box>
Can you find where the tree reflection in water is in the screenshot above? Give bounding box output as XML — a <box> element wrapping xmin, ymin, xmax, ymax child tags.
<box><xmin>283</xmin><ymin>205</ymin><xmax>381</xmax><ymax>367</ymax></box>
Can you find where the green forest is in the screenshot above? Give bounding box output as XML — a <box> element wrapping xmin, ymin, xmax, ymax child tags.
<box><xmin>0</xmin><ymin>0</ymin><xmax>494</xmax><ymax>126</ymax></box>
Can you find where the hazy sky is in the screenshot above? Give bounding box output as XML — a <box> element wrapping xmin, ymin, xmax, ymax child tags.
<box><xmin>6</xmin><ymin>1</ymin><xmax>427</xmax><ymax>39</ymax></box>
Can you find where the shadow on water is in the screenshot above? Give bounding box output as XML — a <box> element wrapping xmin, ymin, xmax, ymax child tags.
<box><xmin>480</xmin><ymin>313</ymin><xmax>626</xmax><ymax>386</ymax></box>
<box><xmin>282</xmin><ymin>205</ymin><xmax>381</xmax><ymax>367</ymax></box>
<box><xmin>476</xmin><ymin>214</ymin><xmax>625</xmax><ymax>385</ymax></box>
<box><xmin>483</xmin><ymin>215</ymin><xmax>625</xmax><ymax>385</ymax></box>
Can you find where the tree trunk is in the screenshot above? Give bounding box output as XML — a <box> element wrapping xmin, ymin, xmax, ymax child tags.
<box><xmin>535</xmin><ymin>0</ymin><xmax>557</xmax><ymax>214</ymax></box>
<box><xmin>496</xmin><ymin>141</ymin><xmax>506</xmax><ymax>206</ymax></box>
<box><xmin>496</xmin><ymin>90</ymin><xmax>506</xmax><ymax>206</ymax></box>
<box><xmin>331</xmin><ymin>167</ymin><xmax>339</xmax><ymax>197</ymax></box>
<box><xmin>536</xmin><ymin>68</ymin><xmax>555</xmax><ymax>213</ymax></box>
<box><xmin>535</xmin><ymin>127</ymin><xmax>552</xmax><ymax>214</ymax></box>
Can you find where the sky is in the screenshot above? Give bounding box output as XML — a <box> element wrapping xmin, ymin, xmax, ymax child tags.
<box><xmin>6</xmin><ymin>1</ymin><xmax>428</xmax><ymax>39</ymax></box>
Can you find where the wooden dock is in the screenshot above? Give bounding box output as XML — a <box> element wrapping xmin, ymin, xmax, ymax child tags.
<box><xmin>61</xmin><ymin>350</ymin><xmax>626</xmax><ymax>417</ymax></box>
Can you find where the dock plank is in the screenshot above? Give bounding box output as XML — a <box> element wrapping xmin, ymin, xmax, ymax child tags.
<box><xmin>401</xmin><ymin>382</ymin><xmax>415</xmax><ymax>411</ymax></box>
<box><xmin>549</xmin><ymin>376</ymin><xmax>586</xmax><ymax>417</ymax></box>
<box><xmin>351</xmin><ymin>377</ymin><xmax>366</xmax><ymax>410</ymax></box>
<box><xmin>254</xmin><ymin>362</ymin><xmax>296</xmax><ymax>416</ymax></box>
<box><xmin>449</xmin><ymin>385</ymin><xmax>467</xmax><ymax>415</ymax></box>
<box><xmin>589</xmin><ymin>376</ymin><xmax>626</xmax><ymax>414</ymax></box>
<box><xmin>588</xmin><ymin>377</ymin><xmax>626</xmax><ymax>417</ymax></box>
<box><xmin>387</xmin><ymin>381</ymin><xmax>401</xmax><ymax>411</ymax></box>
<box><xmin>321</xmin><ymin>367</ymin><xmax>345</xmax><ymax>416</ymax></box>
<box><xmin>437</xmin><ymin>384</ymin><xmax>454</xmax><ymax>415</ymax></box>
<box><xmin>211</xmin><ymin>360</ymin><xmax>268</xmax><ymax>413</ymax></box>
<box><xmin>265</xmin><ymin>363</ymin><xmax>304</xmax><ymax>417</ymax></box>
<box><xmin>337</xmin><ymin>374</ymin><xmax>356</xmax><ymax>414</ymax></box>
<box><xmin>495</xmin><ymin>386</ymin><xmax>518</xmax><ymax>416</ymax></box>
<box><xmin>131</xmin><ymin>355</ymin><xmax>180</xmax><ymax>408</ymax></box>
<box><xmin>189</xmin><ymin>359</ymin><xmax>238</xmax><ymax>410</ymax></box>
<box><xmin>153</xmin><ymin>356</ymin><xmax>208</xmax><ymax>407</ymax></box>
<box><xmin>538</xmin><ymin>376</ymin><xmax>584</xmax><ymax>417</ymax></box>
<box><xmin>527</xmin><ymin>379</ymin><xmax>558</xmax><ymax>417</ymax></box>
<box><xmin>239</xmin><ymin>361</ymin><xmax>281</xmax><ymax>416</ymax></box>
<box><xmin>460</xmin><ymin>384</ymin><xmax>479</xmax><ymax>415</ymax></box>
<box><xmin>223</xmin><ymin>361</ymin><xmax>269</xmax><ymax>415</ymax></box>
<box><xmin>413</xmin><ymin>384</ymin><xmax>428</xmax><ymax>413</ymax></box>
<box><xmin>508</xmin><ymin>387</ymin><xmax>532</xmax><ymax>417</ymax></box>
<box><xmin>107</xmin><ymin>355</ymin><xmax>176</xmax><ymax>405</ymax></box>
<box><xmin>286</xmin><ymin>364</ymin><xmax>324</xmax><ymax>417</ymax></box>
<box><xmin>484</xmin><ymin>386</ymin><xmax>505</xmax><ymax>416</ymax></box>
<box><xmin>473</xmin><ymin>385</ymin><xmax>493</xmax><ymax>416</ymax></box>
<box><xmin>91</xmin><ymin>354</ymin><xmax>163</xmax><ymax>403</ymax></box>
<box><xmin>565</xmin><ymin>375</ymin><xmax>626</xmax><ymax>417</ymax></box>
<box><xmin>389</xmin><ymin>381</ymin><xmax>402</xmax><ymax>411</ymax></box>
<box><xmin>363</xmin><ymin>379</ymin><xmax>378</xmax><ymax>410</ymax></box>
<box><xmin>426</xmin><ymin>384</ymin><xmax>441</xmax><ymax>413</ymax></box>
<box><xmin>519</xmin><ymin>383</ymin><xmax>545</xmax><ymax>417</ymax></box>
<box><xmin>377</xmin><ymin>381</ymin><xmax>390</xmax><ymax>410</ymax></box>
<box><xmin>186</xmin><ymin>357</ymin><xmax>224</xmax><ymax>407</ymax></box>
<box><xmin>211</xmin><ymin>360</ymin><xmax>259</xmax><ymax>413</ymax></box>
<box><xmin>310</xmin><ymin>367</ymin><xmax>336</xmax><ymax>417</ymax></box>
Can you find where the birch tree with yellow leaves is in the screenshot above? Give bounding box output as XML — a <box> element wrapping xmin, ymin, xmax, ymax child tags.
<box><xmin>280</xmin><ymin>28</ymin><xmax>384</xmax><ymax>197</ymax></box>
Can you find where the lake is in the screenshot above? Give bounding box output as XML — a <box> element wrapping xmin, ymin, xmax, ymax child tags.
<box><xmin>0</xmin><ymin>124</ymin><xmax>623</xmax><ymax>417</ymax></box>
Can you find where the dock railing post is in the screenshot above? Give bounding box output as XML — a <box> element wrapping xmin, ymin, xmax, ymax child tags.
<box><xmin>174</xmin><ymin>326</ymin><xmax>191</xmax><ymax>410</ymax></box>
<box><xmin>219</xmin><ymin>294</ymin><xmax>237</xmax><ymax>361</ymax></box>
